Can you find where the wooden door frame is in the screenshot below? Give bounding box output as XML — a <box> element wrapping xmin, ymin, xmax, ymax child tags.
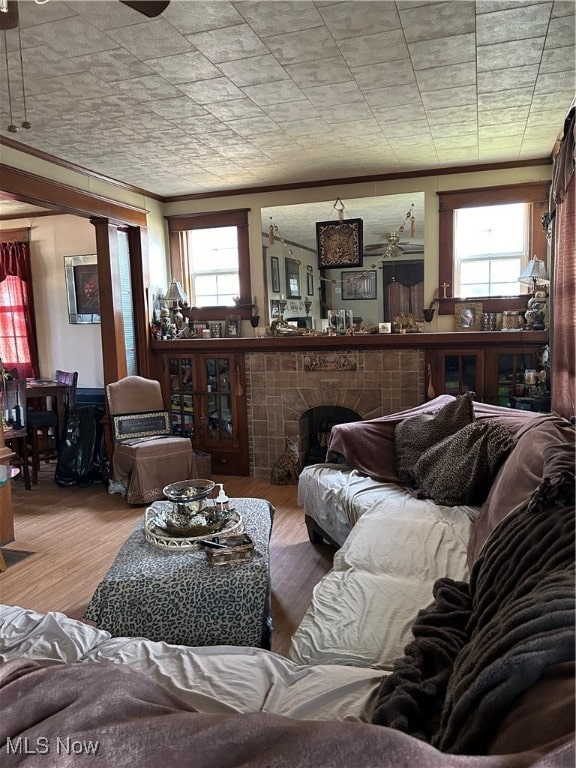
<box><xmin>1</xmin><ymin>164</ymin><xmax>151</xmax><ymax>386</ymax></box>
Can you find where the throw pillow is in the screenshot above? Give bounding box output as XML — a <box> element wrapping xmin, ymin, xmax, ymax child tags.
<box><xmin>414</xmin><ymin>422</ymin><xmax>514</xmax><ymax>506</ymax></box>
<box><xmin>394</xmin><ymin>393</ymin><xmax>475</xmax><ymax>487</ymax></box>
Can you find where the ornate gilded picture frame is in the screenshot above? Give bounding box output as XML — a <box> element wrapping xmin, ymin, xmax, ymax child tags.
<box><xmin>225</xmin><ymin>314</ymin><xmax>241</xmax><ymax>337</ymax></box>
<box><xmin>316</xmin><ymin>218</ymin><xmax>363</xmax><ymax>269</ymax></box>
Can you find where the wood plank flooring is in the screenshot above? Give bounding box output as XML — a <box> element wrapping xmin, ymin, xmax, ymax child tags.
<box><xmin>1</xmin><ymin>467</ymin><xmax>334</xmax><ymax>657</ymax></box>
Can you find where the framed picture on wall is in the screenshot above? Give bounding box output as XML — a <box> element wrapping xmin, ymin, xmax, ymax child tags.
<box><xmin>285</xmin><ymin>257</ymin><xmax>301</xmax><ymax>298</ymax></box>
<box><xmin>341</xmin><ymin>270</ymin><xmax>377</xmax><ymax>300</ymax></box>
<box><xmin>316</xmin><ymin>218</ymin><xmax>363</xmax><ymax>268</ymax></box>
<box><xmin>64</xmin><ymin>254</ymin><xmax>100</xmax><ymax>324</ymax></box>
<box><xmin>270</xmin><ymin>256</ymin><xmax>281</xmax><ymax>293</ymax></box>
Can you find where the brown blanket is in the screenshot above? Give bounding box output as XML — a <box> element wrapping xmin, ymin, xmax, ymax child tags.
<box><xmin>0</xmin><ymin>658</ymin><xmax>573</xmax><ymax>768</ymax></box>
<box><xmin>372</xmin><ymin>452</ymin><xmax>575</xmax><ymax>756</ymax></box>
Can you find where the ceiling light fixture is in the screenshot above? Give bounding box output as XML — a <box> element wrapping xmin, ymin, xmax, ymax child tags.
<box><xmin>2</xmin><ymin>20</ymin><xmax>31</xmax><ymax>132</ymax></box>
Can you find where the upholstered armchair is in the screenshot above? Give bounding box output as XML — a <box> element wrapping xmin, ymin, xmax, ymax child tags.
<box><xmin>106</xmin><ymin>375</ymin><xmax>196</xmax><ymax>505</ymax></box>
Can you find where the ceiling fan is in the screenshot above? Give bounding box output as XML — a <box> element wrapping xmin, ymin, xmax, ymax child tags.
<box><xmin>363</xmin><ymin>204</ymin><xmax>422</xmax><ymax>258</ymax></box>
<box><xmin>364</xmin><ymin>236</ymin><xmax>424</xmax><ymax>257</ymax></box>
<box><xmin>0</xmin><ymin>0</ymin><xmax>170</xmax><ymax>29</ymax></box>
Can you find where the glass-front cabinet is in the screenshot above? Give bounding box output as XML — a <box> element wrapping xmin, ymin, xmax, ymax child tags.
<box><xmin>426</xmin><ymin>341</ymin><xmax>548</xmax><ymax>409</ymax></box>
<box><xmin>427</xmin><ymin>349</ymin><xmax>484</xmax><ymax>400</ymax></box>
<box><xmin>441</xmin><ymin>351</ymin><xmax>483</xmax><ymax>398</ymax></box>
<box><xmin>484</xmin><ymin>347</ymin><xmax>546</xmax><ymax>409</ymax></box>
<box><xmin>163</xmin><ymin>352</ymin><xmax>248</xmax><ymax>475</ymax></box>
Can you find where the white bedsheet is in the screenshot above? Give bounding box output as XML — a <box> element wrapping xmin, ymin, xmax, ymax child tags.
<box><xmin>292</xmin><ymin>465</ymin><xmax>474</xmax><ymax>668</ymax></box>
<box><xmin>0</xmin><ymin>605</ymin><xmax>382</xmax><ymax>723</ymax></box>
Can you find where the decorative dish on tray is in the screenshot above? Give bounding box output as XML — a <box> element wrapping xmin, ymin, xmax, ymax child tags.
<box><xmin>144</xmin><ymin>501</ymin><xmax>243</xmax><ymax>551</ymax></box>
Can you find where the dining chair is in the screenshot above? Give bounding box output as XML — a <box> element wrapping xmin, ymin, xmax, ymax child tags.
<box><xmin>3</xmin><ymin>378</ymin><xmax>31</xmax><ymax>490</ymax></box>
<box><xmin>27</xmin><ymin>370</ymin><xmax>78</xmax><ymax>484</ymax></box>
<box><xmin>106</xmin><ymin>375</ymin><xmax>196</xmax><ymax>505</ymax></box>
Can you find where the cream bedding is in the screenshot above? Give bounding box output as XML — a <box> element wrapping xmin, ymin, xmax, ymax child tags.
<box><xmin>292</xmin><ymin>467</ymin><xmax>474</xmax><ymax>668</ymax></box>
<box><xmin>0</xmin><ymin>605</ymin><xmax>382</xmax><ymax>722</ymax></box>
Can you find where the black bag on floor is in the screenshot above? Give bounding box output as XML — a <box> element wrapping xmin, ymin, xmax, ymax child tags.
<box><xmin>54</xmin><ymin>406</ymin><xmax>110</xmax><ymax>487</ymax></box>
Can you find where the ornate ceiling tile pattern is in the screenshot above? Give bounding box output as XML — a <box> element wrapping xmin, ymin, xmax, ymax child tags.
<box><xmin>0</xmin><ymin>0</ymin><xmax>573</xmax><ymax>198</ymax></box>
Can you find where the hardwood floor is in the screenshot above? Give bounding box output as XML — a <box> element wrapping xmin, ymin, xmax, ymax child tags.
<box><xmin>1</xmin><ymin>466</ymin><xmax>334</xmax><ymax>657</ymax></box>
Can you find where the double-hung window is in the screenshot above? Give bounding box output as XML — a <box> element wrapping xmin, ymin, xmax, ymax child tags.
<box><xmin>454</xmin><ymin>203</ymin><xmax>528</xmax><ymax>297</ymax></box>
<box><xmin>167</xmin><ymin>210</ymin><xmax>251</xmax><ymax>320</ymax></box>
<box><xmin>437</xmin><ymin>182</ymin><xmax>549</xmax><ymax>313</ymax></box>
<box><xmin>187</xmin><ymin>226</ymin><xmax>239</xmax><ymax>307</ymax></box>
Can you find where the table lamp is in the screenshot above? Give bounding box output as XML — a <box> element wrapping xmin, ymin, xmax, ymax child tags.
<box><xmin>519</xmin><ymin>257</ymin><xmax>549</xmax><ymax>330</ymax></box>
<box><xmin>518</xmin><ymin>257</ymin><xmax>549</xmax><ymax>295</ymax></box>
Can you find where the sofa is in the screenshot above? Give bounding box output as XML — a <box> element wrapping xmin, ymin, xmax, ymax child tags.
<box><xmin>0</xmin><ymin>395</ymin><xmax>574</xmax><ymax>767</ymax></box>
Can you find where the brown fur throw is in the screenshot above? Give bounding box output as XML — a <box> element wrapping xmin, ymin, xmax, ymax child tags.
<box><xmin>372</xmin><ymin>442</ymin><xmax>575</xmax><ymax>756</ymax></box>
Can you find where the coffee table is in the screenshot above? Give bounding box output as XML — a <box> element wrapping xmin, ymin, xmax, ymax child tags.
<box><xmin>84</xmin><ymin>498</ymin><xmax>274</xmax><ymax>649</ymax></box>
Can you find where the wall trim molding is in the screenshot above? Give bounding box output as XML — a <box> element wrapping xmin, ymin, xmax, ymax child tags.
<box><xmin>0</xmin><ymin>165</ymin><xmax>149</xmax><ymax>227</ymax></box>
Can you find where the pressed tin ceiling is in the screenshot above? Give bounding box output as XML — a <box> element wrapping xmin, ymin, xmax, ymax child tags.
<box><xmin>0</xmin><ymin>0</ymin><xmax>573</xmax><ymax>200</ymax></box>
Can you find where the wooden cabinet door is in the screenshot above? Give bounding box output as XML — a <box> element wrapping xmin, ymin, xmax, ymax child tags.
<box><xmin>484</xmin><ymin>347</ymin><xmax>540</xmax><ymax>406</ymax></box>
<box><xmin>426</xmin><ymin>349</ymin><xmax>484</xmax><ymax>401</ymax></box>
<box><xmin>156</xmin><ymin>351</ymin><xmax>249</xmax><ymax>476</ymax></box>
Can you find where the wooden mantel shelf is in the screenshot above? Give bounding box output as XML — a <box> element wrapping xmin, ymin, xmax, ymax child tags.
<box><xmin>151</xmin><ymin>330</ymin><xmax>549</xmax><ymax>354</ymax></box>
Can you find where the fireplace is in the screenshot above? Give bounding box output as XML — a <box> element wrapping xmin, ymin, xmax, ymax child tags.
<box><xmin>245</xmin><ymin>348</ymin><xmax>424</xmax><ymax>478</ymax></box>
<box><xmin>300</xmin><ymin>406</ymin><xmax>361</xmax><ymax>466</ymax></box>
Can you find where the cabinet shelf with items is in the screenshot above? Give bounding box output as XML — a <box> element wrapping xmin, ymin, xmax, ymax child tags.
<box><xmin>153</xmin><ymin>351</ymin><xmax>248</xmax><ymax>476</ymax></box>
<box><xmin>426</xmin><ymin>341</ymin><xmax>549</xmax><ymax>409</ymax></box>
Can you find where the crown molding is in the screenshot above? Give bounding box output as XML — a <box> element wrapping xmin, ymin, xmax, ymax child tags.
<box><xmin>1</xmin><ymin>135</ymin><xmax>551</xmax><ymax>208</ymax></box>
<box><xmin>0</xmin><ymin>136</ymin><xmax>163</xmax><ymax>202</ymax></box>
<box><xmin>163</xmin><ymin>158</ymin><xmax>552</xmax><ymax>203</ymax></box>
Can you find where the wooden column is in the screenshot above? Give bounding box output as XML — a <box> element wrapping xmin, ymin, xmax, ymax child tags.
<box><xmin>91</xmin><ymin>217</ymin><xmax>128</xmax><ymax>387</ymax></box>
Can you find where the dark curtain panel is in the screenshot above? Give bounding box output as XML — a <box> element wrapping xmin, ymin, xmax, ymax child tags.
<box><xmin>550</xmin><ymin>107</ymin><xmax>575</xmax><ymax>422</ymax></box>
<box><xmin>383</xmin><ymin>262</ymin><xmax>424</xmax><ymax>322</ymax></box>
<box><xmin>0</xmin><ymin>241</ymin><xmax>39</xmax><ymax>379</ymax></box>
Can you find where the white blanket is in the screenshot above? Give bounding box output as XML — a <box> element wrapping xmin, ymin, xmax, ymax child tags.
<box><xmin>292</xmin><ymin>466</ymin><xmax>474</xmax><ymax>667</ymax></box>
<box><xmin>0</xmin><ymin>605</ymin><xmax>382</xmax><ymax>722</ymax></box>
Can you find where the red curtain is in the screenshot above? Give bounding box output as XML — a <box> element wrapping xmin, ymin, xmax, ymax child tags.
<box><xmin>0</xmin><ymin>241</ymin><xmax>39</xmax><ymax>379</ymax></box>
<box><xmin>550</xmin><ymin>107</ymin><xmax>575</xmax><ymax>422</ymax></box>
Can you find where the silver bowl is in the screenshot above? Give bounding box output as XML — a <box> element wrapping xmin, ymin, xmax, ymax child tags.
<box><xmin>163</xmin><ymin>479</ymin><xmax>215</xmax><ymax>504</ymax></box>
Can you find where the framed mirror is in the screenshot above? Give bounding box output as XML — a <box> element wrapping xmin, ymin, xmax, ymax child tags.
<box><xmin>262</xmin><ymin>193</ymin><xmax>425</xmax><ymax>327</ymax></box>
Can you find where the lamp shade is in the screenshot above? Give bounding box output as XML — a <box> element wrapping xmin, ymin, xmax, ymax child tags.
<box><xmin>165</xmin><ymin>279</ymin><xmax>188</xmax><ymax>305</ymax></box>
<box><xmin>518</xmin><ymin>257</ymin><xmax>549</xmax><ymax>286</ymax></box>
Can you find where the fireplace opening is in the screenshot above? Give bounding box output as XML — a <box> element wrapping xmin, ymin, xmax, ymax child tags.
<box><xmin>300</xmin><ymin>406</ymin><xmax>362</xmax><ymax>466</ymax></box>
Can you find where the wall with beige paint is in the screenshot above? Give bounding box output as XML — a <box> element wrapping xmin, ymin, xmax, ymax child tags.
<box><xmin>1</xmin><ymin>214</ymin><xmax>103</xmax><ymax>388</ymax></box>
<box><xmin>163</xmin><ymin>164</ymin><xmax>552</xmax><ymax>332</ymax></box>
<box><xmin>1</xmin><ymin>144</ymin><xmax>552</xmax><ymax>386</ymax></box>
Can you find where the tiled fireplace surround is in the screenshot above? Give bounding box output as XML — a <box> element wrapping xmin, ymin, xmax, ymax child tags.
<box><xmin>245</xmin><ymin>348</ymin><xmax>424</xmax><ymax>478</ymax></box>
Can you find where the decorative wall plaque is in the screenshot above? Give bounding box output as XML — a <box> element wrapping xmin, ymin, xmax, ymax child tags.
<box><xmin>316</xmin><ymin>219</ymin><xmax>363</xmax><ymax>268</ymax></box>
<box><xmin>302</xmin><ymin>354</ymin><xmax>358</xmax><ymax>372</ymax></box>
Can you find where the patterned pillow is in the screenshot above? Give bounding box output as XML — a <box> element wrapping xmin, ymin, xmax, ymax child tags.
<box><xmin>414</xmin><ymin>422</ymin><xmax>514</xmax><ymax>506</ymax></box>
<box><xmin>394</xmin><ymin>393</ymin><xmax>475</xmax><ymax>487</ymax></box>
